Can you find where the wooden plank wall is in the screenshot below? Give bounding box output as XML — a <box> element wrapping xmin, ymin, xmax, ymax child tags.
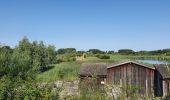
<box><xmin>163</xmin><ymin>80</ymin><xmax>170</xmax><ymax>97</ymax></box>
<box><xmin>107</xmin><ymin>63</ymin><xmax>155</xmax><ymax>96</ymax></box>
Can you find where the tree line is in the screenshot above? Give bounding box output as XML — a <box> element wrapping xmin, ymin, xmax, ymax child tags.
<box><xmin>78</xmin><ymin>49</ymin><xmax>170</xmax><ymax>56</ymax></box>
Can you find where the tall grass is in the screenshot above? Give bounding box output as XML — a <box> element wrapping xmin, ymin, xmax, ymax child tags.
<box><xmin>36</xmin><ymin>61</ymin><xmax>81</xmax><ymax>82</ymax></box>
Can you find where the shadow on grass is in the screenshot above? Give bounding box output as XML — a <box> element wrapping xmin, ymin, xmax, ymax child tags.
<box><xmin>40</xmin><ymin>65</ymin><xmax>55</xmax><ymax>72</ymax></box>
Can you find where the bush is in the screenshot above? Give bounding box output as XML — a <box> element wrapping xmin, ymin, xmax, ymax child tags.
<box><xmin>0</xmin><ymin>76</ymin><xmax>14</xmax><ymax>99</ymax></box>
<box><xmin>14</xmin><ymin>84</ymin><xmax>60</xmax><ymax>100</ymax></box>
<box><xmin>79</xmin><ymin>77</ymin><xmax>108</xmax><ymax>100</ymax></box>
<box><xmin>56</xmin><ymin>54</ymin><xmax>76</xmax><ymax>62</ymax></box>
<box><xmin>164</xmin><ymin>92</ymin><xmax>170</xmax><ymax>100</ymax></box>
<box><xmin>95</xmin><ymin>54</ymin><xmax>110</xmax><ymax>59</ymax></box>
<box><xmin>39</xmin><ymin>65</ymin><xmax>55</xmax><ymax>72</ymax></box>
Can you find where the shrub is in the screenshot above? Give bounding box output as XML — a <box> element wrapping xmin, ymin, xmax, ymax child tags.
<box><xmin>95</xmin><ymin>54</ymin><xmax>110</xmax><ymax>59</ymax></box>
<box><xmin>56</xmin><ymin>54</ymin><xmax>76</xmax><ymax>62</ymax></box>
<box><xmin>79</xmin><ymin>77</ymin><xmax>108</xmax><ymax>100</ymax></box>
<box><xmin>39</xmin><ymin>65</ymin><xmax>55</xmax><ymax>72</ymax></box>
<box><xmin>164</xmin><ymin>92</ymin><xmax>170</xmax><ymax>100</ymax></box>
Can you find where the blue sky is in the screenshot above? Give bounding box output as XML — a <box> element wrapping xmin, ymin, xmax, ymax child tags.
<box><xmin>0</xmin><ymin>0</ymin><xmax>170</xmax><ymax>51</ymax></box>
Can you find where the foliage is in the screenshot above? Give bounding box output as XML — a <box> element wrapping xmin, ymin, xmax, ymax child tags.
<box><xmin>57</xmin><ymin>48</ymin><xmax>76</xmax><ymax>54</ymax></box>
<box><xmin>14</xmin><ymin>81</ymin><xmax>60</xmax><ymax>100</ymax></box>
<box><xmin>95</xmin><ymin>54</ymin><xmax>110</xmax><ymax>59</ymax></box>
<box><xmin>79</xmin><ymin>77</ymin><xmax>109</xmax><ymax>100</ymax></box>
<box><xmin>118</xmin><ymin>49</ymin><xmax>134</xmax><ymax>55</ymax></box>
<box><xmin>164</xmin><ymin>92</ymin><xmax>170</xmax><ymax>100</ymax></box>
<box><xmin>119</xmin><ymin>85</ymin><xmax>141</xmax><ymax>100</ymax></box>
<box><xmin>77</xmin><ymin>51</ymin><xmax>85</xmax><ymax>56</ymax></box>
<box><xmin>56</xmin><ymin>48</ymin><xmax>77</xmax><ymax>63</ymax></box>
<box><xmin>88</xmin><ymin>49</ymin><xmax>105</xmax><ymax>54</ymax></box>
<box><xmin>0</xmin><ymin>37</ymin><xmax>58</xmax><ymax>99</ymax></box>
<box><xmin>56</xmin><ymin>54</ymin><xmax>76</xmax><ymax>62</ymax></box>
<box><xmin>136</xmin><ymin>49</ymin><xmax>170</xmax><ymax>56</ymax></box>
<box><xmin>45</xmin><ymin>45</ymin><xmax>57</xmax><ymax>64</ymax></box>
<box><xmin>0</xmin><ymin>76</ymin><xmax>14</xmax><ymax>99</ymax></box>
<box><xmin>37</xmin><ymin>62</ymin><xmax>81</xmax><ymax>82</ymax></box>
<box><xmin>107</xmin><ymin>51</ymin><xmax>114</xmax><ymax>54</ymax></box>
<box><xmin>0</xmin><ymin>46</ymin><xmax>12</xmax><ymax>76</ymax></box>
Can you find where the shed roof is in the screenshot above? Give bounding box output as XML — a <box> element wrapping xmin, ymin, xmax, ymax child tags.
<box><xmin>107</xmin><ymin>61</ymin><xmax>155</xmax><ymax>70</ymax></box>
<box><xmin>79</xmin><ymin>63</ymin><xmax>107</xmax><ymax>77</ymax></box>
<box><xmin>155</xmin><ymin>64</ymin><xmax>170</xmax><ymax>79</ymax></box>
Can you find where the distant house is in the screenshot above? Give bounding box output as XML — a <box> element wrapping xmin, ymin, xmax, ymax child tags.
<box><xmin>79</xmin><ymin>61</ymin><xmax>157</xmax><ymax>97</ymax></box>
<box><xmin>154</xmin><ymin>64</ymin><xmax>170</xmax><ymax>97</ymax></box>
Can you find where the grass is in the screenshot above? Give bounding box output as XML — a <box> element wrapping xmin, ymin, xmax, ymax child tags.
<box><xmin>83</xmin><ymin>57</ymin><xmax>116</xmax><ymax>63</ymax></box>
<box><xmin>36</xmin><ymin>61</ymin><xmax>82</xmax><ymax>82</ymax></box>
<box><xmin>110</xmin><ymin>54</ymin><xmax>132</xmax><ymax>61</ymax></box>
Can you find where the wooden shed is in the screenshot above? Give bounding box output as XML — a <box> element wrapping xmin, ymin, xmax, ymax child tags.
<box><xmin>79</xmin><ymin>61</ymin><xmax>170</xmax><ymax>97</ymax></box>
<box><xmin>154</xmin><ymin>64</ymin><xmax>170</xmax><ymax>97</ymax></box>
<box><xmin>79</xmin><ymin>63</ymin><xmax>107</xmax><ymax>85</ymax></box>
<box><xmin>107</xmin><ymin>61</ymin><xmax>155</xmax><ymax>96</ymax></box>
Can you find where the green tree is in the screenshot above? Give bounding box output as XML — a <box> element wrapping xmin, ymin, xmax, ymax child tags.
<box><xmin>57</xmin><ymin>48</ymin><xmax>76</xmax><ymax>54</ymax></box>
<box><xmin>107</xmin><ymin>51</ymin><xmax>114</xmax><ymax>54</ymax></box>
<box><xmin>0</xmin><ymin>37</ymin><xmax>60</xmax><ymax>99</ymax></box>
<box><xmin>0</xmin><ymin>46</ymin><xmax>12</xmax><ymax>76</ymax></box>
<box><xmin>46</xmin><ymin>45</ymin><xmax>56</xmax><ymax>64</ymax></box>
<box><xmin>10</xmin><ymin>37</ymin><xmax>32</xmax><ymax>79</ymax></box>
<box><xmin>118</xmin><ymin>49</ymin><xmax>134</xmax><ymax>55</ymax></box>
<box><xmin>77</xmin><ymin>51</ymin><xmax>85</xmax><ymax>56</ymax></box>
<box><xmin>88</xmin><ymin>49</ymin><xmax>105</xmax><ymax>54</ymax></box>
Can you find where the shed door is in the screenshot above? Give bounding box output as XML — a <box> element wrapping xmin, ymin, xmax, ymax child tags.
<box><xmin>154</xmin><ymin>70</ymin><xmax>163</xmax><ymax>97</ymax></box>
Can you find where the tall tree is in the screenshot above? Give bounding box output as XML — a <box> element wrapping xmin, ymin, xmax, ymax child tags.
<box><xmin>0</xmin><ymin>46</ymin><xmax>12</xmax><ymax>76</ymax></box>
<box><xmin>46</xmin><ymin>45</ymin><xmax>56</xmax><ymax>64</ymax></box>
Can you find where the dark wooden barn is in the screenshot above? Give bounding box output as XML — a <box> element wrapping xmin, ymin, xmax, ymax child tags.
<box><xmin>154</xmin><ymin>64</ymin><xmax>170</xmax><ymax>97</ymax></box>
<box><xmin>79</xmin><ymin>63</ymin><xmax>107</xmax><ymax>85</ymax></box>
<box><xmin>107</xmin><ymin>61</ymin><xmax>155</xmax><ymax>96</ymax></box>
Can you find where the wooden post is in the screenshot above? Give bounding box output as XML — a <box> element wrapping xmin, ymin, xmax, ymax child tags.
<box><xmin>146</xmin><ymin>79</ymin><xmax>148</xmax><ymax>96</ymax></box>
<box><xmin>151</xmin><ymin>70</ymin><xmax>154</xmax><ymax>97</ymax></box>
<box><xmin>169</xmin><ymin>81</ymin><xmax>170</xmax><ymax>93</ymax></box>
<box><xmin>163</xmin><ymin>80</ymin><xmax>166</xmax><ymax>97</ymax></box>
<box><xmin>120</xmin><ymin>79</ymin><xmax>122</xmax><ymax>86</ymax></box>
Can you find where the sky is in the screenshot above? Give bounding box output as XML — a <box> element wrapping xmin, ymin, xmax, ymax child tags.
<box><xmin>0</xmin><ymin>0</ymin><xmax>170</xmax><ymax>51</ymax></box>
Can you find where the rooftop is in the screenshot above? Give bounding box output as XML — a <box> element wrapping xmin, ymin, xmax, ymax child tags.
<box><xmin>80</xmin><ymin>61</ymin><xmax>155</xmax><ymax>77</ymax></box>
<box><xmin>155</xmin><ymin>64</ymin><xmax>170</xmax><ymax>79</ymax></box>
<box><xmin>107</xmin><ymin>61</ymin><xmax>155</xmax><ymax>70</ymax></box>
<box><xmin>79</xmin><ymin>63</ymin><xmax>107</xmax><ymax>76</ymax></box>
